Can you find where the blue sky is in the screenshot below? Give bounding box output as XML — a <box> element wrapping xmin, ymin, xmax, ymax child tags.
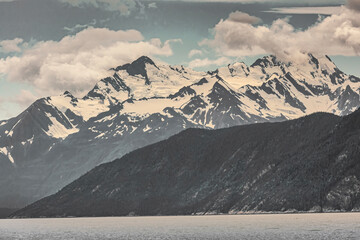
<box><xmin>0</xmin><ymin>0</ymin><xmax>359</xmax><ymax>119</ymax></box>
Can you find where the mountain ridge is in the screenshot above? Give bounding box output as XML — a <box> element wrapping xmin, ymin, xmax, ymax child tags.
<box><xmin>0</xmin><ymin>53</ymin><xmax>359</xmax><ymax>208</ymax></box>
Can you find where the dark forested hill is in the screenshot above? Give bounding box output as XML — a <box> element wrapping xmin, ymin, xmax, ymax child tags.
<box><xmin>0</xmin><ymin>208</ymin><xmax>18</xmax><ymax>218</ymax></box>
<box><xmin>12</xmin><ymin>108</ymin><xmax>360</xmax><ymax>218</ymax></box>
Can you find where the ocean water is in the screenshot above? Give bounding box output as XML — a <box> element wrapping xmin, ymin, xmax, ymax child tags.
<box><xmin>0</xmin><ymin>213</ymin><xmax>359</xmax><ymax>239</ymax></box>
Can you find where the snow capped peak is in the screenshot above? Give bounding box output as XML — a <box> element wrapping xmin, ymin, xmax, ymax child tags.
<box><xmin>62</xmin><ymin>91</ymin><xmax>77</xmax><ymax>101</ymax></box>
<box><xmin>290</xmin><ymin>53</ymin><xmax>336</xmax><ymax>72</ymax></box>
<box><xmin>132</xmin><ymin>56</ymin><xmax>158</xmax><ymax>68</ymax></box>
<box><xmin>111</xmin><ymin>56</ymin><xmax>159</xmax><ymax>85</ymax></box>
<box><xmin>314</xmin><ymin>55</ymin><xmax>337</xmax><ymax>72</ymax></box>
<box><xmin>251</xmin><ymin>55</ymin><xmax>284</xmax><ymax>68</ymax></box>
<box><xmin>248</xmin><ymin>53</ymin><xmax>336</xmax><ymax>74</ymax></box>
<box><xmin>112</xmin><ymin>56</ymin><xmax>157</xmax><ymax>71</ymax></box>
<box><xmin>62</xmin><ymin>90</ymin><xmax>72</xmax><ymax>96</ymax></box>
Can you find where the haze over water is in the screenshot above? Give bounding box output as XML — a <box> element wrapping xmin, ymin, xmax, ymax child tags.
<box><xmin>0</xmin><ymin>213</ymin><xmax>359</xmax><ymax>239</ymax></box>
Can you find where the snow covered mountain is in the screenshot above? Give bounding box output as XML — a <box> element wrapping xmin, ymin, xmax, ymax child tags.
<box><xmin>0</xmin><ymin>54</ymin><xmax>359</xmax><ymax>208</ymax></box>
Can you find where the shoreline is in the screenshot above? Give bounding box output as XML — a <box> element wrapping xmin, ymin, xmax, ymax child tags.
<box><xmin>6</xmin><ymin>210</ymin><xmax>360</xmax><ymax>220</ymax></box>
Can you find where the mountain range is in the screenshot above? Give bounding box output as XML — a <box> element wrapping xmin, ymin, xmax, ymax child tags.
<box><xmin>12</xmin><ymin>108</ymin><xmax>360</xmax><ymax>217</ymax></box>
<box><xmin>0</xmin><ymin>54</ymin><xmax>359</xmax><ymax>208</ymax></box>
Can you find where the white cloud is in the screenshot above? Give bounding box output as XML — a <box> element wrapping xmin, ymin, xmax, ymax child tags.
<box><xmin>266</xmin><ymin>6</ymin><xmax>342</xmax><ymax>15</ymax></box>
<box><xmin>188</xmin><ymin>56</ymin><xmax>231</xmax><ymax>68</ymax></box>
<box><xmin>228</xmin><ymin>11</ymin><xmax>261</xmax><ymax>24</ymax></box>
<box><xmin>0</xmin><ymin>38</ymin><xmax>23</xmax><ymax>53</ymax></box>
<box><xmin>0</xmin><ymin>28</ymin><xmax>180</xmax><ymax>98</ymax></box>
<box><xmin>59</xmin><ymin>0</ymin><xmax>137</xmax><ymax>16</ymax></box>
<box><xmin>200</xmin><ymin>6</ymin><xmax>360</xmax><ymax>63</ymax></box>
<box><xmin>188</xmin><ymin>49</ymin><xmax>203</xmax><ymax>58</ymax></box>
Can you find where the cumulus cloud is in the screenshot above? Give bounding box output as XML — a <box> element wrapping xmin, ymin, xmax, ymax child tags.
<box><xmin>0</xmin><ymin>28</ymin><xmax>180</xmax><ymax>98</ymax></box>
<box><xmin>0</xmin><ymin>38</ymin><xmax>24</xmax><ymax>53</ymax></box>
<box><xmin>59</xmin><ymin>0</ymin><xmax>137</xmax><ymax>16</ymax></box>
<box><xmin>200</xmin><ymin>6</ymin><xmax>360</xmax><ymax>63</ymax></box>
<box><xmin>228</xmin><ymin>11</ymin><xmax>261</xmax><ymax>24</ymax></box>
<box><xmin>188</xmin><ymin>49</ymin><xmax>203</xmax><ymax>58</ymax></box>
<box><xmin>347</xmin><ymin>0</ymin><xmax>360</xmax><ymax>12</ymax></box>
<box><xmin>188</xmin><ymin>56</ymin><xmax>231</xmax><ymax>68</ymax></box>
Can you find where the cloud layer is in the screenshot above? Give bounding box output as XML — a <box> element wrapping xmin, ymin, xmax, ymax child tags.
<box><xmin>0</xmin><ymin>28</ymin><xmax>179</xmax><ymax>98</ymax></box>
<box><xmin>188</xmin><ymin>56</ymin><xmax>231</xmax><ymax>68</ymax></box>
<box><xmin>59</xmin><ymin>0</ymin><xmax>137</xmax><ymax>15</ymax></box>
<box><xmin>201</xmin><ymin>7</ymin><xmax>360</xmax><ymax>63</ymax></box>
<box><xmin>266</xmin><ymin>6</ymin><xmax>341</xmax><ymax>15</ymax></box>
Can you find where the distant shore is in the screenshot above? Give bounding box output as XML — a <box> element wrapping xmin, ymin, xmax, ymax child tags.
<box><xmin>7</xmin><ymin>209</ymin><xmax>360</xmax><ymax>220</ymax></box>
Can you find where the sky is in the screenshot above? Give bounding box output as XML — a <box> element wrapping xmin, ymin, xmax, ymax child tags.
<box><xmin>0</xmin><ymin>0</ymin><xmax>359</xmax><ymax>119</ymax></box>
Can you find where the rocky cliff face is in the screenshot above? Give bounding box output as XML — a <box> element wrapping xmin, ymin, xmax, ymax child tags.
<box><xmin>12</xmin><ymin>108</ymin><xmax>360</xmax><ymax>218</ymax></box>
<box><xmin>1</xmin><ymin>54</ymin><xmax>359</xmax><ymax>208</ymax></box>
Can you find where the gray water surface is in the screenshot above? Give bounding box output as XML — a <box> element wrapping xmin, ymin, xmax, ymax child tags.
<box><xmin>1</xmin><ymin>213</ymin><xmax>359</xmax><ymax>239</ymax></box>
